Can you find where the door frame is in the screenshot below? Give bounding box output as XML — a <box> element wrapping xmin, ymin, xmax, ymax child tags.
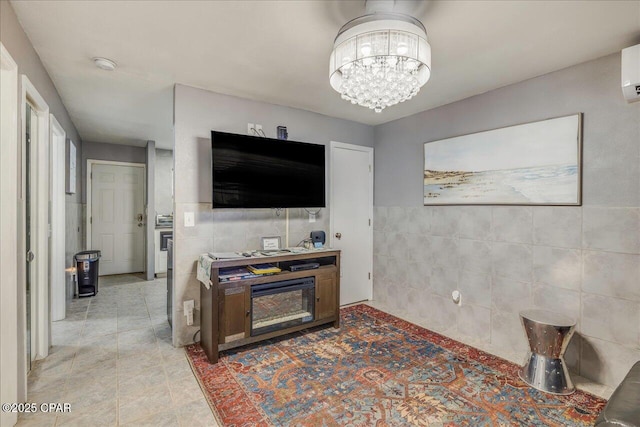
<box><xmin>49</xmin><ymin>115</ymin><xmax>66</xmax><ymax>321</ymax></box>
<box><xmin>86</xmin><ymin>160</ymin><xmax>147</xmax><ymax>269</ymax></box>
<box><xmin>329</xmin><ymin>141</ymin><xmax>374</xmax><ymax>301</ymax></box>
<box><xmin>21</xmin><ymin>75</ymin><xmax>50</xmax><ymax>364</ymax></box>
<box><xmin>1</xmin><ymin>42</ymin><xmax>20</xmax><ymax>426</ymax></box>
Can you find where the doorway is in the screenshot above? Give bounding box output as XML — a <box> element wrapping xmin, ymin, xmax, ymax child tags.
<box><xmin>50</xmin><ymin>116</ymin><xmax>66</xmax><ymax>321</ymax></box>
<box><xmin>87</xmin><ymin>161</ymin><xmax>146</xmax><ymax>275</ymax></box>
<box><xmin>25</xmin><ymin>102</ymin><xmax>36</xmax><ymax>371</ymax></box>
<box><xmin>20</xmin><ymin>75</ymin><xmax>52</xmax><ymax>381</ymax></box>
<box><xmin>1</xmin><ymin>42</ymin><xmax>19</xmax><ymax>426</ymax></box>
<box><xmin>329</xmin><ymin>142</ymin><xmax>374</xmax><ymax>305</ymax></box>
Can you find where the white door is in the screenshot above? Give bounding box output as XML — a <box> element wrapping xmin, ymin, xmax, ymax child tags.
<box><xmin>1</xmin><ymin>43</ymin><xmax>19</xmax><ymax>427</ymax></box>
<box><xmin>91</xmin><ymin>163</ymin><xmax>145</xmax><ymax>275</ymax></box>
<box><xmin>21</xmin><ymin>75</ymin><xmax>52</xmax><ymax>374</ymax></box>
<box><xmin>25</xmin><ymin>102</ymin><xmax>41</xmax><ymax>369</ymax></box>
<box><xmin>50</xmin><ymin>115</ymin><xmax>66</xmax><ymax>321</ymax></box>
<box><xmin>330</xmin><ymin>142</ymin><xmax>373</xmax><ymax>305</ymax></box>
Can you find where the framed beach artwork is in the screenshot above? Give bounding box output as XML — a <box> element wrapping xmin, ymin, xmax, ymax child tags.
<box><xmin>423</xmin><ymin>114</ymin><xmax>582</xmax><ymax>205</ymax></box>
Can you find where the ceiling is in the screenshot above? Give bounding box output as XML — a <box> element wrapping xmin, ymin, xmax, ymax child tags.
<box><xmin>11</xmin><ymin>0</ymin><xmax>640</xmax><ymax>150</ymax></box>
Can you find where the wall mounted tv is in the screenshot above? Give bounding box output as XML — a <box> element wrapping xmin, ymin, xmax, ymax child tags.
<box><xmin>211</xmin><ymin>131</ymin><xmax>326</xmax><ymax>209</ymax></box>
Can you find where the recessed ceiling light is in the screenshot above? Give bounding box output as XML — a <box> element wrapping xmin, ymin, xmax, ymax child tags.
<box><xmin>92</xmin><ymin>57</ymin><xmax>117</xmax><ymax>71</ymax></box>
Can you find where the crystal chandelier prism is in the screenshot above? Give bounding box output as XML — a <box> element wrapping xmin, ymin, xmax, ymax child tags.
<box><xmin>329</xmin><ymin>10</ymin><xmax>431</xmax><ymax>113</ymax></box>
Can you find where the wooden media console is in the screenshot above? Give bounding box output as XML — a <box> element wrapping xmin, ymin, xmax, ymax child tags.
<box><xmin>200</xmin><ymin>250</ymin><xmax>341</xmax><ymax>363</ymax></box>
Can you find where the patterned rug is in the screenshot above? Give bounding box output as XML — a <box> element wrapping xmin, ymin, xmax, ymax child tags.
<box><xmin>185</xmin><ymin>304</ymin><xmax>606</xmax><ymax>426</ymax></box>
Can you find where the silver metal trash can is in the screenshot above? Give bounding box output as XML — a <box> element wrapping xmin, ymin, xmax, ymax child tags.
<box><xmin>74</xmin><ymin>250</ymin><xmax>101</xmax><ymax>297</ymax></box>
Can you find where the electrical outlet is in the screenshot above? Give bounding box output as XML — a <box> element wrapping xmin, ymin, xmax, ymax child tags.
<box><xmin>184</xmin><ymin>212</ymin><xmax>195</xmax><ymax>227</ymax></box>
<box><xmin>309</xmin><ymin>212</ymin><xmax>316</xmax><ymax>223</ymax></box>
<box><xmin>247</xmin><ymin>123</ymin><xmax>254</xmax><ymax>135</ymax></box>
<box><xmin>184</xmin><ymin>300</ymin><xmax>195</xmax><ymax>326</ymax></box>
<box><xmin>255</xmin><ymin>124</ymin><xmax>263</xmax><ymax>135</ymax></box>
<box><xmin>451</xmin><ymin>290</ymin><xmax>462</xmax><ymax>306</ymax></box>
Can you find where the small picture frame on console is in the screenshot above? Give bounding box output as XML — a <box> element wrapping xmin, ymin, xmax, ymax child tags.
<box><xmin>261</xmin><ymin>236</ymin><xmax>281</xmax><ymax>251</ymax></box>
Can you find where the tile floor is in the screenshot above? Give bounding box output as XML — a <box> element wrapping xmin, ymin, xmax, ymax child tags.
<box><xmin>17</xmin><ymin>275</ymin><xmax>613</xmax><ymax>426</ymax></box>
<box><xmin>17</xmin><ymin>274</ymin><xmax>218</xmax><ymax>427</ymax></box>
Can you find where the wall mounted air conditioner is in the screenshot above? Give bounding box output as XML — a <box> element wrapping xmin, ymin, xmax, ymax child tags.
<box><xmin>622</xmin><ymin>44</ymin><xmax>640</xmax><ymax>103</ymax></box>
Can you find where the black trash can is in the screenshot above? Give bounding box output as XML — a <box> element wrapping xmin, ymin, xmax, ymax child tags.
<box><xmin>74</xmin><ymin>250</ymin><xmax>101</xmax><ymax>297</ymax></box>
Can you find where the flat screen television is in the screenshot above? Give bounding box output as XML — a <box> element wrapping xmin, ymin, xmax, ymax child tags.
<box><xmin>211</xmin><ymin>131</ymin><xmax>326</xmax><ymax>209</ymax></box>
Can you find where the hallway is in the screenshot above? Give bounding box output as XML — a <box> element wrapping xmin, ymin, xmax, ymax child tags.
<box><xmin>18</xmin><ymin>275</ymin><xmax>217</xmax><ymax>426</ymax></box>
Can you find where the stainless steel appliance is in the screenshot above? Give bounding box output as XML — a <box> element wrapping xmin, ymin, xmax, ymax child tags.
<box><xmin>167</xmin><ymin>238</ymin><xmax>173</xmax><ymax>327</ymax></box>
<box><xmin>156</xmin><ymin>214</ymin><xmax>173</xmax><ymax>228</ymax></box>
<box><xmin>160</xmin><ymin>231</ymin><xmax>172</xmax><ymax>251</ymax></box>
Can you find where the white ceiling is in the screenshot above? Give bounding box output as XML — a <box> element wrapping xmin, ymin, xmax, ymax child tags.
<box><xmin>11</xmin><ymin>0</ymin><xmax>640</xmax><ymax>150</ymax></box>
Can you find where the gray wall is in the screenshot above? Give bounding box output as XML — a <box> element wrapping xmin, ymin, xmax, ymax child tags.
<box><xmin>81</xmin><ymin>141</ymin><xmax>146</xmax><ymax>203</ymax></box>
<box><xmin>155</xmin><ymin>149</ymin><xmax>173</xmax><ymax>215</ymax></box>
<box><xmin>172</xmin><ymin>84</ymin><xmax>374</xmax><ymax>345</ymax></box>
<box><xmin>65</xmin><ymin>138</ymin><xmax>84</xmax><ymax>300</ymax></box>
<box><xmin>1</xmin><ymin>2</ymin><xmax>84</xmax><ymax>269</ymax></box>
<box><xmin>372</xmin><ymin>53</ymin><xmax>640</xmax><ymax>387</ymax></box>
<box><xmin>1</xmin><ymin>0</ymin><xmax>84</xmax><ymax>403</ymax></box>
<box><xmin>0</xmin><ymin>1</ymin><xmax>82</xmax><ymax>154</ymax></box>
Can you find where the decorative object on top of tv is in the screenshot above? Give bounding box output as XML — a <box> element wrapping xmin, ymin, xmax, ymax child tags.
<box><xmin>329</xmin><ymin>0</ymin><xmax>431</xmax><ymax>113</ymax></box>
<box><xmin>276</xmin><ymin>125</ymin><xmax>288</xmax><ymax>140</ymax></box>
<box><xmin>423</xmin><ymin>114</ymin><xmax>582</xmax><ymax>205</ymax></box>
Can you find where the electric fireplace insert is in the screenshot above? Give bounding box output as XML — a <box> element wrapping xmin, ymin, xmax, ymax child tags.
<box><xmin>250</xmin><ymin>277</ymin><xmax>315</xmax><ymax>336</ymax></box>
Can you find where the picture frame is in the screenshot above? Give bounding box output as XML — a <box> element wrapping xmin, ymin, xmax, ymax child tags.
<box><xmin>261</xmin><ymin>236</ymin><xmax>281</xmax><ymax>251</ymax></box>
<box><xmin>66</xmin><ymin>139</ymin><xmax>76</xmax><ymax>194</ymax></box>
<box><xmin>423</xmin><ymin>114</ymin><xmax>582</xmax><ymax>206</ymax></box>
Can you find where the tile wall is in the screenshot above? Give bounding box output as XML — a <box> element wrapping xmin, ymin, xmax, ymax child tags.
<box><xmin>372</xmin><ymin>205</ymin><xmax>640</xmax><ymax>387</ymax></box>
<box><xmin>371</xmin><ymin>52</ymin><xmax>640</xmax><ymax>388</ymax></box>
<box><xmin>172</xmin><ymin>205</ymin><xmax>329</xmax><ymax>345</ymax></box>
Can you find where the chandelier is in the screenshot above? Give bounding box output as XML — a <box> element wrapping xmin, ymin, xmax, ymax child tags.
<box><xmin>329</xmin><ymin>7</ymin><xmax>431</xmax><ymax>113</ymax></box>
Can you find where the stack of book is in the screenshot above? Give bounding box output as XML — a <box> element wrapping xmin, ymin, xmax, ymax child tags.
<box><xmin>218</xmin><ymin>267</ymin><xmax>259</xmax><ymax>282</ymax></box>
<box><xmin>247</xmin><ymin>264</ymin><xmax>281</xmax><ymax>275</ymax></box>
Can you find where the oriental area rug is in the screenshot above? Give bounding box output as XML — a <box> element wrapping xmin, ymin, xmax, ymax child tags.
<box><xmin>185</xmin><ymin>304</ymin><xmax>606</xmax><ymax>426</ymax></box>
